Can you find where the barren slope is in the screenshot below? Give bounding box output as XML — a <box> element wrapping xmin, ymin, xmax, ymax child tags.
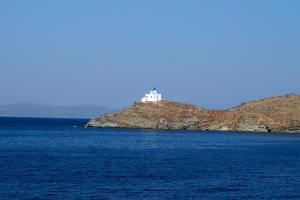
<box><xmin>86</xmin><ymin>94</ymin><xmax>300</xmax><ymax>133</ymax></box>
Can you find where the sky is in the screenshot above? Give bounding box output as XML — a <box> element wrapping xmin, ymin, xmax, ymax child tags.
<box><xmin>1</xmin><ymin>0</ymin><xmax>299</xmax><ymax>109</ymax></box>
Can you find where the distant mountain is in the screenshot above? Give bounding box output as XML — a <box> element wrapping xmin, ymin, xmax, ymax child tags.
<box><xmin>0</xmin><ymin>104</ymin><xmax>114</xmax><ymax>119</ymax></box>
<box><xmin>86</xmin><ymin>94</ymin><xmax>300</xmax><ymax>133</ymax></box>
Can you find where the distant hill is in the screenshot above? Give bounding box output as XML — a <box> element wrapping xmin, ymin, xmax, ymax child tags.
<box><xmin>86</xmin><ymin>94</ymin><xmax>300</xmax><ymax>133</ymax></box>
<box><xmin>0</xmin><ymin>104</ymin><xmax>114</xmax><ymax>119</ymax></box>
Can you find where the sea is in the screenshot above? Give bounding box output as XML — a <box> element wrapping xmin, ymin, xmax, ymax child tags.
<box><xmin>0</xmin><ymin>117</ymin><xmax>300</xmax><ymax>200</ymax></box>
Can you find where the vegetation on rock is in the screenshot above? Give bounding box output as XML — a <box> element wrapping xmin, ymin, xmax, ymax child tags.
<box><xmin>86</xmin><ymin>94</ymin><xmax>300</xmax><ymax>133</ymax></box>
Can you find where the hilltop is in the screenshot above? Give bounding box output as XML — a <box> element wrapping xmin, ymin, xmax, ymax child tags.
<box><xmin>86</xmin><ymin>94</ymin><xmax>300</xmax><ymax>133</ymax></box>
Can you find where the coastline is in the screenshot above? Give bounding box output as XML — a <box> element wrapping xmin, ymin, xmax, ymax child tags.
<box><xmin>86</xmin><ymin>94</ymin><xmax>300</xmax><ymax>134</ymax></box>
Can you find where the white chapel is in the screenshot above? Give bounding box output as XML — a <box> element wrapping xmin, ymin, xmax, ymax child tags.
<box><xmin>141</xmin><ymin>88</ymin><xmax>162</xmax><ymax>103</ymax></box>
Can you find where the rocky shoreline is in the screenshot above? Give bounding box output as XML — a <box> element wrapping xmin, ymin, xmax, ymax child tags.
<box><xmin>86</xmin><ymin>94</ymin><xmax>300</xmax><ymax>133</ymax></box>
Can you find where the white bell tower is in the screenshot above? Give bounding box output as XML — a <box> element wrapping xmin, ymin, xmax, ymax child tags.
<box><xmin>141</xmin><ymin>87</ymin><xmax>162</xmax><ymax>102</ymax></box>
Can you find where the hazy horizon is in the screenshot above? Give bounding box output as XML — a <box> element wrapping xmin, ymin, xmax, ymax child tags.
<box><xmin>1</xmin><ymin>1</ymin><xmax>300</xmax><ymax>109</ymax></box>
<box><xmin>0</xmin><ymin>104</ymin><xmax>114</xmax><ymax>118</ymax></box>
<box><xmin>0</xmin><ymin>93</ymin><xmax>297</xmax><ymax>110</ymax></box>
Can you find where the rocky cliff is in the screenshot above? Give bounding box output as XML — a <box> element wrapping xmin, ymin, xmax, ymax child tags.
<box><xmin>86</xmin><ymin>94</ymin><xmax>300</xmax><ymax>133</ymax></box>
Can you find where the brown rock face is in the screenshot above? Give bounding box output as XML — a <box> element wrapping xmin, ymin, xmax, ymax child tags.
<box><xmin>86</xmin><ymin>94</ymin><xmax>300</xmax><ymax>133</ymax></box>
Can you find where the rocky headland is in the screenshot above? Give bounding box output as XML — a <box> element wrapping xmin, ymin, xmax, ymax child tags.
<box><xmin>86</xmin><ymin>94</ymin><xmax>300</xmax><ymax>133</ymax></box>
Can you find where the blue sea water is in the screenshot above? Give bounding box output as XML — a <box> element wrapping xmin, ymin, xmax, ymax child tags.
<box><xmin>0</xmin><ymin>117</ymin><xmax>300</xmax><ymax>200</ymax></box>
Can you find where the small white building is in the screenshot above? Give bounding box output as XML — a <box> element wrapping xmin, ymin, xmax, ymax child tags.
<box><xmin>141</xmin><ymin>88</ymin><xmax>162</xmax><ymax>103</ymax></box>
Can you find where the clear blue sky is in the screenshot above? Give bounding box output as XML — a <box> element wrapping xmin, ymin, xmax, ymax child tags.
<box><xmin>1</xmin><ymin>0</ymin><xmax>299</xmax><ymax>109</ymax></box>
